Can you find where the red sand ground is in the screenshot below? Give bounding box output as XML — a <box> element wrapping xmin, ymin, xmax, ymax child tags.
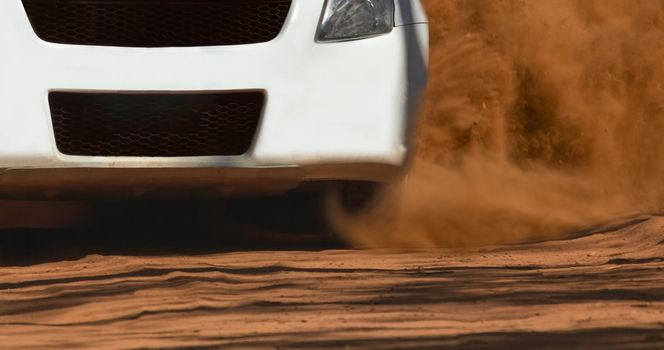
<box><xmin>0</xmin><ymin>216</ymin><xmax>662</xmax><ymax>349</ymax></box>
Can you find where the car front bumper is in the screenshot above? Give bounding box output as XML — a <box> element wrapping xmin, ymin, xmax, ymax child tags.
<box><xmin>0</xmin><ymin>0</ymin><xmax>428</xmax><ymax>197</ymax></box>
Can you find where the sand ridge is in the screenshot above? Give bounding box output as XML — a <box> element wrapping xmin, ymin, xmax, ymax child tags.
<box><xmin>1</xmin><ymin>216</ymin><xmax>662</xmax><ymax>349</ymax></box>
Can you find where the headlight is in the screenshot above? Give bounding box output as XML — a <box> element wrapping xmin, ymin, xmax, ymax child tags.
<box><xmin>317</xmin><ymin>0</ymin><xmax>394</xmax><ymax>42</ymax></box>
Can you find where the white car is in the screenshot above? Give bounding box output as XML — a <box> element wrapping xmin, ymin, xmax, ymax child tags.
<box><xmin>0</xmin><ymin>0</ymin><xmax>428</xmax><ymax>230</ymax></box>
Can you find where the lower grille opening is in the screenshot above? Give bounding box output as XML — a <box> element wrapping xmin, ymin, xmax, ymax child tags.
<box><xmin>49</xmin><ymin>91</ymin><xmax>263</xmax><ymax>157</ymax></box>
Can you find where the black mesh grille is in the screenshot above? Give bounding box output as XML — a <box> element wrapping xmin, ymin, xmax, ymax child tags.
<box><xmin>22</xmin><ymin>0</ymin><xmax>292</xmax><ymax>47</ymax></box>
<box><xmin>49</xmin><ymin>91</ymin><xmax>263</xmax><ymax>157</ymax></box>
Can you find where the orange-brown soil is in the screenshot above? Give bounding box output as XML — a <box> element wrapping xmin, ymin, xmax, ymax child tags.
<box><xmin>1</xmin><ymin>216</ymin><xmax>662</xmax><ymax>349</ymax></box>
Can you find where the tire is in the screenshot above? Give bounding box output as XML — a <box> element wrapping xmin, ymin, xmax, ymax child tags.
<box><xmin>224</xmin><ymin>180</ymin><xmax>403</xmax><ymax>246</ymax></box>
<box><xmin>321</xmin><ymin>180</ymin><xmax>403</xmax><ymax>245</ymax></box>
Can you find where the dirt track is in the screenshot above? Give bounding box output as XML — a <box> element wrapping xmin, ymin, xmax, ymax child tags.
<box><xmin>1</xmin><ymin>215</ymin><xmax>663</xmax><ymax>349</ymax></box>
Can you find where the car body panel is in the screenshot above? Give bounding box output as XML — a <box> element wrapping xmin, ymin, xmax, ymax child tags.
<box><xmin>0</xmin><ymin>0</ymin><xmax>428</xmax><ymax>197</ymax></box>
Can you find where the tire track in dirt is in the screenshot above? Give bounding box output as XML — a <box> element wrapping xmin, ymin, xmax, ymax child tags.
<box><xmin>1</xmin><ymin>216</ymin><xmax>663</xmax><ymax>349</ymax></box>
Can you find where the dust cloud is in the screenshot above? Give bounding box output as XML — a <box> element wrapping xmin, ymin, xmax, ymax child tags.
<box><xmin>347</xmin><ymin>0</ymin><xmax>664</xmax><ymax>247</ymax></box>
